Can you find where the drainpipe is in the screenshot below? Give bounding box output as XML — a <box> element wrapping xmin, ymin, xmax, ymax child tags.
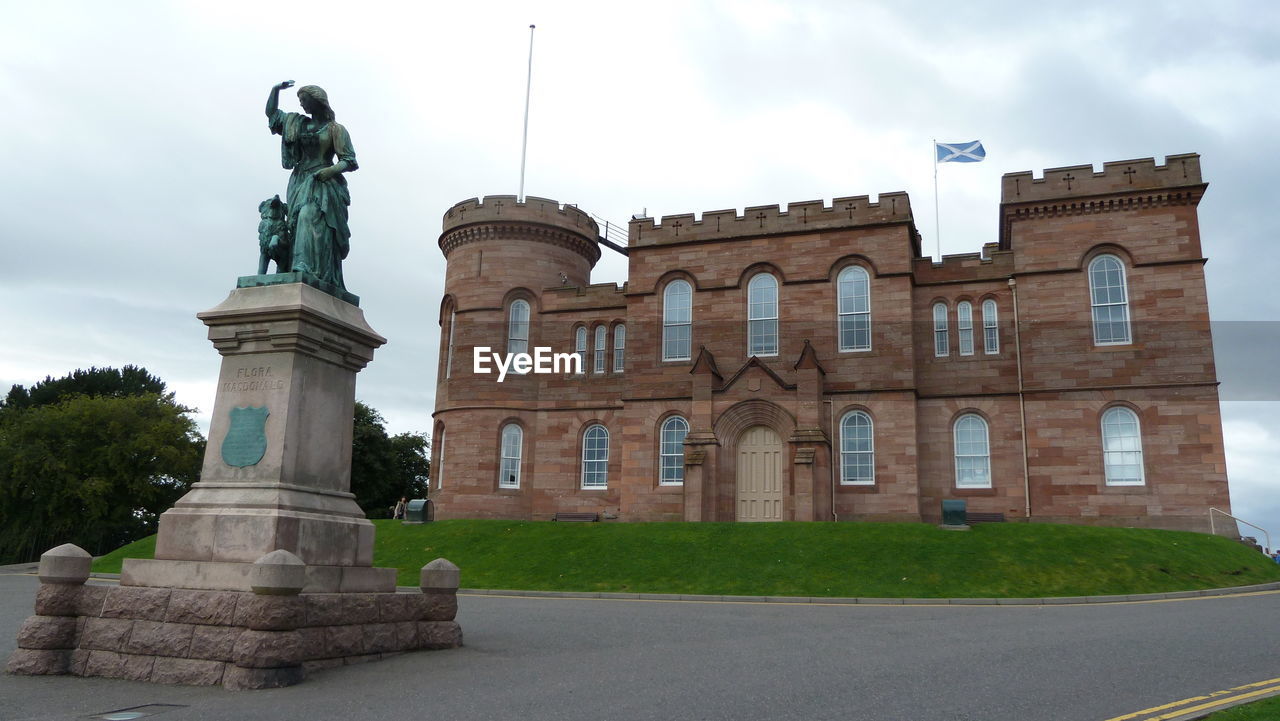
<box><xmin>1009</xmin><ymin>278</ymin><xmax>1031</xmax><ymax>520</ymax></box>
<box><xmin>829</xmin><ymin>396</ymin><xmax>839</xmax><ymax>522</ymax></box>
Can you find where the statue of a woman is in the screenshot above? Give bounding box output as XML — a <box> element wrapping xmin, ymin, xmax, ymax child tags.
<box><xmin>265</xmin><ymin>80</ymin><xmax>358</xmax><ymax>290</ymax></box>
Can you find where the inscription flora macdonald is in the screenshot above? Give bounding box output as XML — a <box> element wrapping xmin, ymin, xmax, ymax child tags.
<box><xmin>222</xmin><ymin>365</ymin><xmax>287</xmax><ymax>393</ymax></box>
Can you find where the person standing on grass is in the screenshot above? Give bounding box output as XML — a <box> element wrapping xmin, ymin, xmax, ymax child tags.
<box><xmin>394</xmin><ymin>497</ymin><xmax>408</xmax><ymax>520</ymax></box>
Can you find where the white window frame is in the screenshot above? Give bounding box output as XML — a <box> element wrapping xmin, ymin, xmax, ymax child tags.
<box><xmin>581</xmin><ymin>424</ymin><xmax>609</xmax><ymax>489</ymax></box>
<box><xmin>574</xmin><ymin>326</ymin><xmax>588</xmax><ymax>374</ymax></box>
<box><xmin>933</xmin><ymin>302</ymin><xmax>950</xmax><ymax>357</ymax></box>
<box><xmin>499</xmin><ymin>423</ymin><xmax>522</xmax><ymax>489</ymax></box>
<box><xmin>1089</xmin><ymin>255</ymin><xmax>1132</xmax><ymax>345</ymax></box>
<box><xmin>982</xmin><ymin>299</ymin><xmax>999</xmax><ymax>355</ymax></box>
<box><xmin>662</xmin><ymin>280</ymin><xmax>693</xmax><ymax>361</ymax></box>
<box><xmin>953</xmin><ymin>414</ymin><xmax>991</xmax><ymax>489</ymax></box>
<box><xmin>839</xmin><ymin>410</ymin><xmax>875</xmax><ymax>485</ymax></box>
<box><xmin>659</xmin><ymin>416</ymin><xmax>688</xmax><ymax>486</ymax></box>
<box><xmin>747</xmin><ymin>273</ymin><xmax>779</xmax><ymax>357</ymax></box>
<box><xmin>1101</xmin><ymin>406</ymin><xmax>1145</xmax><ymax>486</ymax></box>
<box><xmin>957</xmin><ymin>301</ymin><xmax>974</xmax><ymax>356</ymax></box>
<box><xmin>436</xmin><ymin>427</ymin><xmax>445</xmax><ymax>490</ymax></box>
<box><xmin>507</xmin><ymin>300</ymin><xmax>529</xmax><ymax>357</ymax></box>
<box><xmin>613</xmin><ymin>324</ymin><xmax>625</xmax><ymax>373</ymax></box>
<box><xmin>837</xmin><ymin>266</ymin><xmax>871</xmax><ymax>352</ymax></box>
<box><xmin>444</xmin><ymin>308</ymin><xmax>456</xmax><ymax>379</ymax></box>
<box><xmin>593</xmin><ymin>326</ymin><xmax>607</xmax><ymax>374</ymax></box>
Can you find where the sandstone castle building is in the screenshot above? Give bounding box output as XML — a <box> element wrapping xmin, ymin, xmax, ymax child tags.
<box><xmin>429</xmin><ymin>153</ymin><xmax>1231</xmax><ymax>532</ymax></box>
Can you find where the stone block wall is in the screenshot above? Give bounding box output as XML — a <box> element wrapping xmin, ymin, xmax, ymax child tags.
<box><xmin>9</xmin><ymin>574</ymin><xmax>462</xmax><ymax>689</ymax></box>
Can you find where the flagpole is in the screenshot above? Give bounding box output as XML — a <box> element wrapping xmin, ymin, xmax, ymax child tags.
<box><xmin>518</xmin><ymin>24</ymin><xmax>536</xmax><ymax>202</ymax></box>
<box><xmin>932</xmin><ymin>138</ymin><xmax>941</xmax><ymax>261</ymax></box>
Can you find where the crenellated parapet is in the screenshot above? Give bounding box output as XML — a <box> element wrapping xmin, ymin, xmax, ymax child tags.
<box><xmin>629</xmin><ymin>192</ymin><xmax>913</xmax><ymax>247</ymax></box>
<box><xmin>1001</xmin><ymin>154</ymin><xmax>1204</xmax><ymax>204</ymax></box>
<box><xmin>439</xmin><ymin>195</ymin><xmax>601</xmax><ymax>264</ymax></box>
<box><xmin>998</xmin><ymin>154</ymin><xmax>1207</xmax><ymax>250</ymax></box>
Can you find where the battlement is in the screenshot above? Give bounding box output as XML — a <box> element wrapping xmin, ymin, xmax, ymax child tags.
<box><xmin>541</xmin><ymin>282</ymin><xmax>628</xmax><ymax>313</ymax></box>
<box><xmin>442</xmin><ymin>195</ymin><xmax>599</xmax><ymax>239</ymax></box>
<box><xmin>1001</xmin><ymin>154</ymin><xmax>1203</xmax><ymax>204</ymax></box>
<box><xmin>629</xmin><ymin>192</ymin><xmax>913</xmax><ymax>247</ymax></box>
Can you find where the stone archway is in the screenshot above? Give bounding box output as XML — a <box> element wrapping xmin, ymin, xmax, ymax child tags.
<box><xmin>713</xmin><ymin>399</ymin><xmax>795</xmax><ymax>521</ymax></box>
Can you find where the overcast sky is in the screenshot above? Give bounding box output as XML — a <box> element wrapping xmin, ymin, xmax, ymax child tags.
<box><xmin>1</xmin><ymin>1</ymin><xmax>1276</xmax><ymax>543</ymax></box>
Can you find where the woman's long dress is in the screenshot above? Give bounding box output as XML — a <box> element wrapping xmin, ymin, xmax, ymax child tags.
<box><xmin>268</xmin><ymin>109</ymin><xmax>358</xmax><ymax>290</ymax></box>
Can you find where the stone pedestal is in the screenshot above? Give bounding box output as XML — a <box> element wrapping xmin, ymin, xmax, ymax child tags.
<box><xmin>7</xmin><ymin>546</ymin><xmax>463</xmax><ymax>689</ymax></box>
<box><xmin>126</xmin><ymin>283</ymin><xmax>394</xmax><ymax>592</ymax></box>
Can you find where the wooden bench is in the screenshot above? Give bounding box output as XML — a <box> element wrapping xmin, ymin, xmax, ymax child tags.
<box><xmin>966</xmin><ymin>512</ymin><xmax>1006</xmax><ymax>524</ymax></box>
<box><xmin>551</xmin><ymin>512</ymin><xmax>599</xmax><ymax>522</ymax></box>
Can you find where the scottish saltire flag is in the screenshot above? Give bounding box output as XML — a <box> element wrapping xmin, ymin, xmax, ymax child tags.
<box><xmin>936</xmin><ymin>140</ymin><xmax>986</xmax><ymax>163</ymax></box>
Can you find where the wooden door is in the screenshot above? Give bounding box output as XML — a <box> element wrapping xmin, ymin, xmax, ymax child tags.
<box><xmin>736</xmin><ymin>425</ymin><xmax>784</xmax><ymax>522</ymax></box>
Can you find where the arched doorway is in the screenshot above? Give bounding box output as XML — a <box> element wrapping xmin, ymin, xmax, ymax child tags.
<box><xmin>736</xmin><ymin>425</ymin><xmax>784</xmax><ymax>521</ymax></box>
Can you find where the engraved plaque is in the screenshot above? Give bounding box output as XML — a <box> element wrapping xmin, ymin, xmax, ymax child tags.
<box><xmin>221</xmin><ymin>406</ymin><xmax>269</xmax><ymax>467</ymax></box>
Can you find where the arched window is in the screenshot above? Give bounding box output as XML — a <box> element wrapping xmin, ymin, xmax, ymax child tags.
<box><xmin>982</xmin><ymin>299</ymin><xmax>999</xmax><ymax>354</ymax></box>
<box><xmin>1101</xmin><ymin>407</ymin><xmax>1145</xmax><ymax>486</ymax></box>
<box><xmin>837</xmin><ymin>266</ymin><xmax>871</xmax><ymax>352</ymax></box>
<box><xmin>581</xmin><ymin>424</ymin><xmax>609</xmax><ymax>488</ymax></box>
<box><xmin>933</xmin><ymin>302</ymin><xmax>950</xmax><ymax>357</ymax></box>
<box><xmin>747</xmin><ymin>273</ymin><xmax>779</xmax><ymax>356</ymax></box>
<box><xmin>594</xmin><ymin>326</ymin><xmax>607</xmax><ymax>373</ymax></box>
<box><xmin>613</xmin><ymin>325</ymin><xmax>626</xmax><ymax>373</ymax></box>
<box><xmin>659</xmin><ymin>416</ymin><xmax>689</xmax><ymax>485</ymax></box>
<box><xmin>957</xmin><ymin>301</ymin><xmax>974</xmax><ymax>356</ymax></box>
<box><xmin>1089</xmin><ymin>255</ymin><xmax>1131</xmax><ymax>345</ymax></box>
<box><xmin>840</xmin><ymin>411</ymin><xmax>874</xmax><ymax>485</ymax></box>
<box><xmin>507</xmin><ymin>300</ymin><xmax>529</xmax><ymax>357</ymax></box>
<box><xmin>663</xmin><ymin>280</ymin><xmax>692</xmax><ymax>361</ymax></box>
<box><xmin>574</xmin><ymin>326</ymin><xmax>588</xmax><ymax>374</ymax></box>
<box><xmin>954</xmin><ymin>414</ymin><xmax>991</xmax><ymax>488</ymax></box>
<box><xmin>499</xmin><ymin>424</ymin><xmax>522</xmax><ymax>489</ymax></box>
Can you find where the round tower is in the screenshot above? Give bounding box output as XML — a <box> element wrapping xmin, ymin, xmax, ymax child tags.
<box><xmin>432</xmin><ymin>195</ymin><xmax>601</xmax><ymax>518</ymax></box>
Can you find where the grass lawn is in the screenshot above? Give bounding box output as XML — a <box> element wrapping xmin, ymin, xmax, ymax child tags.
<box><xmin>91</xmin><ymin>520</ymin><xmax>1280</xmax><ymax>599</ymax></box>
<box><xmin>1204</xmin><ymin>694</ymin><xmax>1280</xmax><ymax>720</ymax></box>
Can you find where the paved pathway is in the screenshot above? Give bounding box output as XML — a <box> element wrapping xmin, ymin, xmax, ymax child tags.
<box><xmin>2</xmin><ymin>573</ymin><xmax>1277</xmax><ymax>721</ymax></box>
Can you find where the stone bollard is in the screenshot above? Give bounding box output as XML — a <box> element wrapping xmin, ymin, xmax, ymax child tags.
<box><xmin>224</xmin><ymin>550</ymin><xmax>306</xmax><ymax>690</ymax></box>
<box><xmin>417</xmin><ymin>559</ymin><xmax>462</xmax><ymax>650</ymax></box>
<box><xmin>6</xmin><ymin>544</ymin><xmax>94</xmax><ymax>676</ymax></box>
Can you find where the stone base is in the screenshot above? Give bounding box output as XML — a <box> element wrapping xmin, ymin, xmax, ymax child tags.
<box><xmin>237</xmin><ymin>271</ymin><xmax>359</xmax><ymax>306</ymax></box>
<box><xmin>122</xmin><ymin>558</ymin><xmax>397</xmax><ymax>593</ymax></box>
<box><xmin>6</xmin><ymin>583</ymin><xmax>461</xmax><ymax>689</ymax></box>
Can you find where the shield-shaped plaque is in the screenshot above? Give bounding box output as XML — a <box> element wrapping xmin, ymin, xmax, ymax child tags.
<box><xmin>222</xmin><ymin>406</ymin><xmax>270</xmax><ymax>467</ymax></box>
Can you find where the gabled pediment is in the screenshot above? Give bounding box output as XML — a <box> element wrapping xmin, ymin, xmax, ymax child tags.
<box><xmin>720</xmin><ymin>356</ymin><xmax>795</xmax><ymax>393</ymax></box>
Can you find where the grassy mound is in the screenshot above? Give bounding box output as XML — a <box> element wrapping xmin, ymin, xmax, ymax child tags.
<box><xmin>92</xmin><ymin>520</ymin><xmax>1280</xmax><ymax>599</ymax></box>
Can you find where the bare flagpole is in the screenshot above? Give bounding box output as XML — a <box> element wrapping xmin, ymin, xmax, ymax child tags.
<box><xmin>932</xmin><ymin>138</ymin><xmax>941</xmax><ymax>261</ymax></box>
<box><xmin>518</xmin><ymin>24</ymin><xmax>536</xmax><ymax>202</ymax></box>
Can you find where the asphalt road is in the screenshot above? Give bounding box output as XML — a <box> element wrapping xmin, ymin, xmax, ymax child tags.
<box><xmin>1</xmin><ymin>573</ymin><xmax>1277</xmax><ymax>721</ymax></box>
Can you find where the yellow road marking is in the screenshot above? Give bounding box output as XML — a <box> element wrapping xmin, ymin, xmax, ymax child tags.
<box><xmin>1102</xmin><ymin>678</ymin><xmax>1280</xmax><ymax>721</ymax></box>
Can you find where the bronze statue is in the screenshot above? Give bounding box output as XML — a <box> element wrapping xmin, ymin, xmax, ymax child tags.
<box><xmin>257</xmin><ymin>195</ymin><xmax>290</xmax><ymax>275</ymax></box>
<box><xmin>265</xmin><ymin>80</ymin><xmax>358</xmax><ymax>289</ymax></box>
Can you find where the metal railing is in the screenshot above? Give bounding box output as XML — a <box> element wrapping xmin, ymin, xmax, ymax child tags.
<box><xmin>1210</xmin><ymin>507</ymin><xmax>1272</xmax><ymax>553</ymax></box>
<box><xmin>590</xmin><ymin>214</ymin><xmax>630</xmax><ymax>247</ymax></box>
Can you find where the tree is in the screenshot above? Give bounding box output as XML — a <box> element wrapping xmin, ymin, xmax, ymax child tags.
<box><xmin>1</xmin><ymin>365</ymin><xmax>168</xmax><ymax>414</ymax></box>
<box><xmin>0</xmin><ymin>372</ymin><xmax>204</xmax><ymax>563</ymax></box>
<box><xmin>350</xmin><ymin>401</ymin><xmax>429</xmax><ymax>518</ymax></box>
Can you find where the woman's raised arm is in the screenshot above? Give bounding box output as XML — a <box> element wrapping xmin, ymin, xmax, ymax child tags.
<box><xmin>265</xmin><ymin>80</ymin><xmax>295</xmax><ymax>118</ymax></box>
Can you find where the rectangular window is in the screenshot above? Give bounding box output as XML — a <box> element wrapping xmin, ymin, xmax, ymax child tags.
<box><xmin>594</xmin><ymin>327</ymin><xmax>606</xmax><ymax>374</ymax></box>
<box><xmin>445</xmin><ymin>310</ymin><xmax>456</xmax><ymax>379</ymax></box>
<box><xmin>982</xmin><ymin>300</ymin><xmax>999</xmax><ymax>354</ymax></box>
<box><xmin>613</xmin><ymin>325</ymin><xmax>625</xmax><ymax>373</ymax></box>
<box><xmin>933</xmin><ymin>304</ymin><xmax>949</xmax><ymax>357</ymax></box>
<box><xmin>957</xmin><ymin>302</ymin><xmax>974</xmax><ymax>356</ymax></box>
